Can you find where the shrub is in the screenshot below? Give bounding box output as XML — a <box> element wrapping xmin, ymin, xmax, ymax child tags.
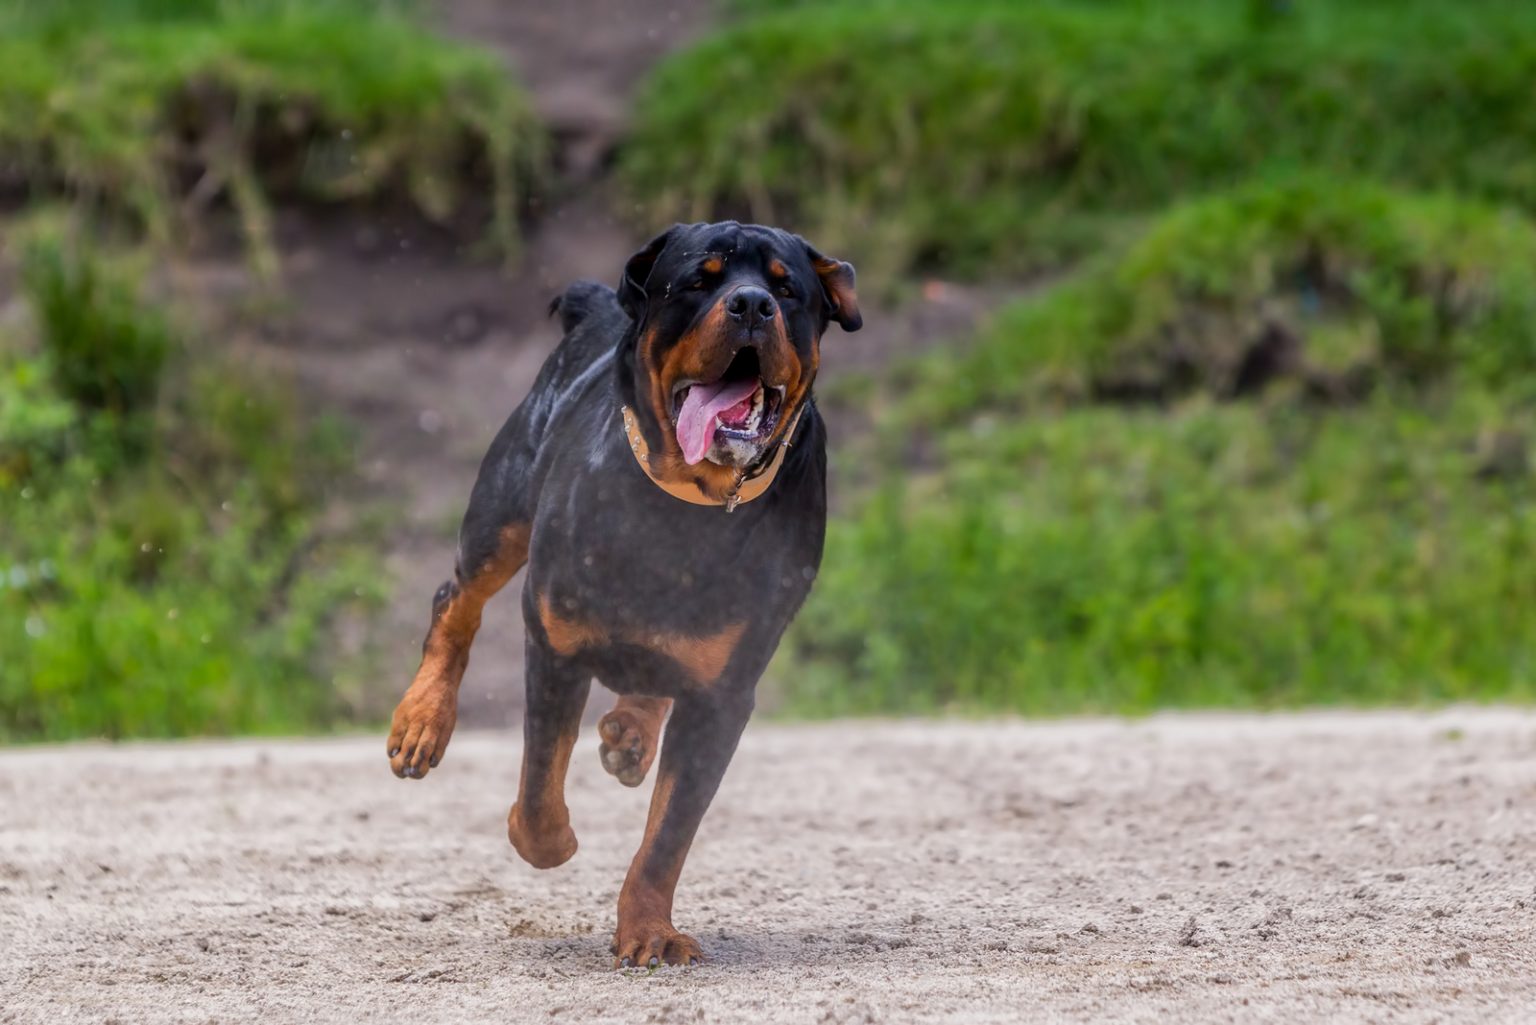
<box><xmin>0</xmin><ymin>238</ymin><xmax>377</xmax><ymax>741</ymax></box>
<box><xmin>22</xmin><ymin>238</ymin><xmax>171</xmax><ymax>420</ymax></box>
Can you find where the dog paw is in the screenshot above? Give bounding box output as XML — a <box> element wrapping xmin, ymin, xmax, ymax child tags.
<box><xmin>386</xmin><ymin>681</ymin><xmax>457</xmax><ymax>780</ymax></box>
<box><xmin>507</xmin><ymin>804</ymin><xmax>578</xmax><ymax>869</ymax></box>
<box><xmin>598</xmin><ymin>707</ymin><xmax>659</xmax><ymax>787</ymax></box>
<box><xmin>611</xmin><ymin>921</ymin><xmax>703</xmax><ymax>969</ymax></box>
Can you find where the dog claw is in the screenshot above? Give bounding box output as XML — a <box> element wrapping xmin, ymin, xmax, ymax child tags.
<box><xmin>388</xmin><ymin>747</ymin><xmax>400</xmax><ymax>758</ymax></box>
<box><xmin>611</xmin><ymin>923</ymin><xmax>703</xmax><ymax>969</ymax></box>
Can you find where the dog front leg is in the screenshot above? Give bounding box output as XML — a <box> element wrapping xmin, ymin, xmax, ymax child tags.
<box><xmin>388</xmin><ymin>522</ymin><xmax>528</xmax><ymax>779</ymax></box>
<box><xmin>611</xmin><ymin>690</ymin><xmax>753</xmax><ymax>968</ymax></box>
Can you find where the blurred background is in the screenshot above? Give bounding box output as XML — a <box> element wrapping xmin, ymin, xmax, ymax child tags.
<box><xmin>2</xmin><ymin>0</ymin><xmax>1532</xmax><ymax>743</ymax></box>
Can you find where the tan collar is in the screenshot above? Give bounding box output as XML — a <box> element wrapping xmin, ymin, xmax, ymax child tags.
<box><xmin>620</xmin><ymin>403</ymin><xmax>805</xmax><ymax>513</ymax></box>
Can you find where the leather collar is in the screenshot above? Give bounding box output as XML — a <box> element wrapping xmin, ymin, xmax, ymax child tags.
<box><xmin>620</xmin><ymin>403</ymin><xmax>805</xmax><ymax>513</ymax></box>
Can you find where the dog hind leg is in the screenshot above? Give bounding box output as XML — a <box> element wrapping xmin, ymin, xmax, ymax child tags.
<box><xmin>507</xmin><ymin>632</ymin><xmax>591</xmax><ymax>868</ymax></box>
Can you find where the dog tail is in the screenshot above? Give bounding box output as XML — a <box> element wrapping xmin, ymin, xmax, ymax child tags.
<box><xmin>547</xmin><ymin>279</ymin><xmax>612</xmax><ymax>335</ymax></box>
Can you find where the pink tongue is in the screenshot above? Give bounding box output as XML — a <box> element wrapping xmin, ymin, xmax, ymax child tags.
<box><xmin>676</xmin><ymin>378</ymin><xmax>760</xmax><ymax>465</ymax></box>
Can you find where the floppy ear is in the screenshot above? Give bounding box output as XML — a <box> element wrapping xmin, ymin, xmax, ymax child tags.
<box><xmin>618</xmin><ymin>226</ymin><xmax>677</xmax><ymax>324</ymax></box>
<box><xmin>803</xmin><ymin>241</ymin><xmax>862</xmax><ymax>332</ymax></box>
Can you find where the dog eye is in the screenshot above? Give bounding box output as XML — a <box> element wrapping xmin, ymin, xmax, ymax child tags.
<box><xmin>777</xmin><ymin>284</ymin><xmax>793</xmax><ymax>298</ymax></box>
<box><xmin>685</xmin><ymin>279</ymin><xmax>706</xmax><ymax>291</ymax></box>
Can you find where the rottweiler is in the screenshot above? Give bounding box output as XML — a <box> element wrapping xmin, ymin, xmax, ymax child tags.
<box><xmin>385</xmin><ymin>221</ymin><xmax>861</xmax><ymax>967</ymax></box>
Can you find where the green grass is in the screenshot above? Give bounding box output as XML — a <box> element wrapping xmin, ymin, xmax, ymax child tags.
<box><xmin>914</xmin><ymin>177</ymin><xmax>1536</xmax><ymax>421</ymax></box>
<box><xmin>0</xmin><ymin>232</ymin><xmax>379</xmax><ymax>741</ymax></box>
<box><xmin>624</xmin><ymin>1</ymin><xmax>1536</xmax><ymax>277</ymax></box>
<box><xmin>779</xmin><ymin>179</ymin><xmax>1536</xmax><ymax>715</ymax></box>
<box><xmin>0</xmin><ymin>0</ymin><xmax>544</xmax><ymax>267</ymax></box>
<box><xmin>787</xmin><ymin>395</ymin><xmax>1536</xmax><ymax>715</ymax></box>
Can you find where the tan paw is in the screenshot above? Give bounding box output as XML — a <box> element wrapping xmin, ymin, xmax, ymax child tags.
<box><xmin>386</xmin><ymin>681</ymin><xmax>457</xmax><ymax>780</ymax></box>
<box><xmin>597</xmin><ymin>706</ymin><xmax>661</xmax><ymax>787</ymax></box>
<box><xmin>611</xmin><ymin>919</ymin><xmax>703</xmax><ymax>969</ymax></box>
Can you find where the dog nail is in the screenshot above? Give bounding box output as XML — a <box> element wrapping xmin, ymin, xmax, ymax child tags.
<box><xmin>620</xmin><ymin>957</ymin><xmax>633</xmax><ymax>968</ymax></box>
<box><xmin>688</xmin><ymin>956</ymin><xmax>699</xmax><ymax>966</ymax></box>
<box><xmin>648</xmin><ymin>956</ymin><xmax>659</xmax><ymax>969</ymax></box>
<box><xmin>429</xmin><ymin>755</ymin><xmax>440</xmax><ymax>768</ymax></box>
<box><xmin>388</xmin><ymin>747</ymin><xmax>399</xmax><ymax>758</ymax></box>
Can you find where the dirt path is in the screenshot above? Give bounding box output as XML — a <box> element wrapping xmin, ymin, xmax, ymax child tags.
<box><xmin>4</xmin><ymin>710</ymin><xmax>1534</xmax><ymax>1023</ymax></box>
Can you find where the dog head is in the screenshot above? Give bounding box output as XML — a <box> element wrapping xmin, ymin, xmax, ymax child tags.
<box><xmin>618</xmin><ymin>221</ymin><xmax>861</xmax><ymax>473</ymax></box>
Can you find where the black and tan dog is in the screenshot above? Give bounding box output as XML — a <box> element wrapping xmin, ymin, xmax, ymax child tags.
<box><xmin>385</xmin><ymin>221</ymin><xmax>860</xmax><ymax>967</ymax></box>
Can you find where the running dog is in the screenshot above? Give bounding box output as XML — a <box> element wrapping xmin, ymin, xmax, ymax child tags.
<box><xmin>386</xmin><ymin>221</ymin><xmax>861</xmax><ymax>967</ymax></box>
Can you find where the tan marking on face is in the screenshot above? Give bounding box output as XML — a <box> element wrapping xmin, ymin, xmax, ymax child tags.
<box><xmin>701</xmin><ymin>256</ymin><xmax>724</xmax><ymax>275</ymax></box>
<box><xmin>537</xmin><ymin>595</ymin><xmax>608</xmax><ymax>657</ymax></box>
<box><xmin>767</xmin><ymin>258</ymin><xmax>788</xmax><ymax>279</ymax></box>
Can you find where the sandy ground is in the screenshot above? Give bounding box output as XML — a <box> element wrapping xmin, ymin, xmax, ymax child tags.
<box><xmin>3</xmin><ymin>710</ymin><xmax>1535</xmax><ymax>1023</ymax></box>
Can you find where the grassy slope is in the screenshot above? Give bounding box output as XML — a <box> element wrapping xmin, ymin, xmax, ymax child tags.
<box><xmin>0</xmin><ymin>0</ymin><xmax>544</xmax><ymax>262</ymax></box>
<box><xmin>781</xmin><ymin>180</ymin><xmax>1536</xmax><ymax>715</ymax></box>
<box><xmin>0</xmin><ymin>0</ymin><xmax>543</xmax><ymax>740</ymax></box>
<box><xmin>625</xmin><ymin>1</ymin><xmax>1536</xmax><ymax>277</ymax></box>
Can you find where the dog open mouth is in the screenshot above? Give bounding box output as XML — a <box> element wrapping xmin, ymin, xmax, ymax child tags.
<box><xmin>672</xmin><ymin>348</ymin><xmax>785</xmax><ymax>466</ymax></box>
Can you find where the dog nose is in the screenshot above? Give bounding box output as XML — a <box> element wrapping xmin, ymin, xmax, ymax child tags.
<box><xmin>726</xmin><ymin>286</ymin><xmax>777</xmax><ymax>329</ymax></box>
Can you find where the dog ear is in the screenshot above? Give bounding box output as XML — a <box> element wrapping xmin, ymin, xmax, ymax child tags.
<box><xmin>618</xmin><ymin>226</ymin><xmax>678</xmax><ymax>324</ymax></box>
<box><xmin>802</xmin><ymin>240</ymin><xmax>862</xmax><ymax>332</ymax></box>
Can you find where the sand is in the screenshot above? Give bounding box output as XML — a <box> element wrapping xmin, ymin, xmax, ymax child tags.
<box><xmin>3</xmin><ymin>709</ymin><xmax>1535</xmax><ymax>1023</ymax></box>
